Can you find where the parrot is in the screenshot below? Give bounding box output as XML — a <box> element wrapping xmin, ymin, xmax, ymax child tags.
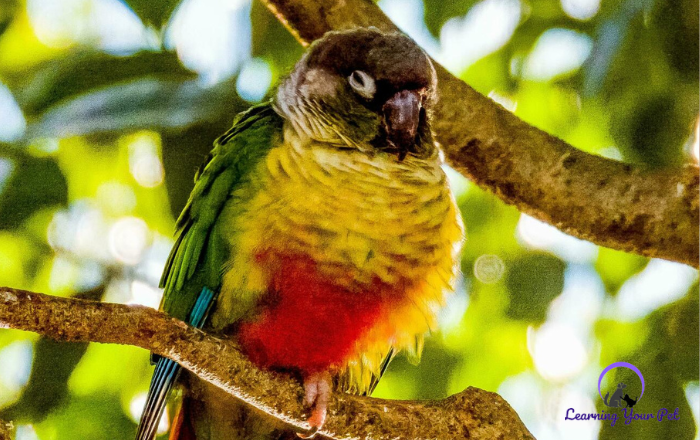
<box><xmin>135</xmin><ymin>27</ymin><xmax>464</xmax><ymax>440</ymax></box>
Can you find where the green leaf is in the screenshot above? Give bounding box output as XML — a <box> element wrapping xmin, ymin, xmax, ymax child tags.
<box><xmin>0</xmin><ymin>0</ymin><xmax>18</xmax><ymax>37</ymax></box>
<box><xmin>26</xmin><ymin>77</ymin><xmax>242</xmax><ymax>140</ymax></box>
<box><xmin>118</xmin><ymin>0</ymin><xmax>182</xmax><ymax>28</ymax></box>
<box><xmin>505</xmin><ymin>253</ymin><xmax>565</xmax><ymax>323</ymax></box>
<box><xmin>583</xmin><ymin>0</ymin><xmax>652</xmax><ymax>97</ymax></box>
<box><xmin>622</xmin><ymin>94</ymin><xmax>691</xmax><ymax>167</ymax></box>
<box><xmin>662</xmin><ymin>283</ymin><xmax>699</xmax><ymax>383</ymax></box>
<box><xmin>421</xmin><ymin>0</ymin><xmax>478</xmax><ymax>38</ymax></box>
<box><xmin>595</xmin><ymin>248</ymin><xmax>648</xmax><ymax>294</ymax></box>
<box><xmin>461</xmin><ymin>48</ymin><xmax>513</xmax><ymax>95</ymax></box>
<box><xmin>15</xmin><ymin>51</ymin><xmax>195</xmax><ymax>118</ymax></box>
<box><xmin>0</xmin><ymin>151</ymin><xmax>67</xmax><ymax>230</ymax></box>
<box><xmin>38</xmin><ymin>393</ymin><xmax>136</xmax><ymax>440</ymax></box>
<box><xmin>2</xmin><ymin>339</ymin><xmax>89</xmax><ymax>422</ymax></box>
<box><xmin>376</xmin><ymin>340</ymin><xmax>460</xmax><ymax>400</ymax></box>
<box><xmin>651</xmin><ymin>0</ymin><xmax>699</xmax><ymax>80</ymax></box>
<box><xmin>583</xmin><ymin>0</ymin><xmax>698</xmax><ymax>166</ymax></box>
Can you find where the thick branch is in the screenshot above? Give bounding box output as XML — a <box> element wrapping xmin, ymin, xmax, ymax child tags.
<box><xmin>260</xmin><ymin>0</ymin><xmax>699</xmax><ymax>268</ymax></box>
<box><xmin>0</xmin><ymin>287</ymin><xmax>534</xmax><ymax>440</ymax></box>
<box><xmin>0</xmin><ymin>420</ymin><xmax>11</xmax><ymax>440</ymax></box>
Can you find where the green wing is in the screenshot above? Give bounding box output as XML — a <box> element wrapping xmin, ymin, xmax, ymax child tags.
<box><xmin>160</xmin><ymin>101</ymin><xmax>283</xmax><ymax>321</ymax></box>
<box><xmin>137</xmin><ymin>101</ymin><xmax>282</xmax><ymax>440</ymax></box>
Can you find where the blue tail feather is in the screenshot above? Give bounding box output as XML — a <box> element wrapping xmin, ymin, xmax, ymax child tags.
<box><xmin>135</xmin><ymin>358</ymin><xmax>180</xmax><ymax>439</ymax></box>
<box><xmin>135</xmin><ymin>287</ymin><xmax>217</xmax><ymax>440</ymax></box>
<box><xmin>189</xmin><ymin>287</ymin><xmax>215</xmax><ymax>328</ymax></box>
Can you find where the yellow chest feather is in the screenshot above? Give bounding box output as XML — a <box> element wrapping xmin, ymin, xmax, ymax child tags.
<box><xmin>217</xmin><ymin>137</ymin><xmax>463</xmax><ymax>390</ymax></box>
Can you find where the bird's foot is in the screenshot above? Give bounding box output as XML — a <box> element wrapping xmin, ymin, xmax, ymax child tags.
<box><xmin>297</xmin><ymin>371</ymin><xmax>332</xmax><ymax>439</ymax></box>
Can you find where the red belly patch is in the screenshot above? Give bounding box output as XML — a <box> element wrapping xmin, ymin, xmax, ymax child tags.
<box><xmin>238</xmin><ymin>254</ymin><xmax>402</xmax><ymax>374</ymax></box>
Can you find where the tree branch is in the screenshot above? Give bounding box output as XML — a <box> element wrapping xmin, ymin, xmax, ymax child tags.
<box><xmin>260</xmin><ymin>0</ymin><xmax>699</xmax><ymax>268</ymax></box>
<box><xmin>0</xmin><ymin>420</ymin><xmax>11</xmax><ymax>440</ymax></box>
<box><xmin>0</xmin><ymin>287</ymin><xmax>534</xmax><ymax>440</ymax></box>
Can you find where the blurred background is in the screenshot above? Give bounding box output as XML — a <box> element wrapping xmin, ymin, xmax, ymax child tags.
<box><xmin>0</xmin><ymin>0</ymin><xmax>697</xmax><ymax>438</ymax></box>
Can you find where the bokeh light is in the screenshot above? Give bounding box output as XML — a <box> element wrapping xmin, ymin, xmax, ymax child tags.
<box><xmin>473</xmin><ymin>254</ymin><xmax>506</xmax><ymax>284</ymax></box>
<box><xmin>108</xmin><ymin>217</ymin><xmax>151</xmax><ymax>265</ymax></box>
<box><xmin>614</xmin><ymin>259</ymin><xmax>698</xmax><ymax>321</ymax></box>
<box><xmin>15</xmin><ymin>425</ymin><xmax>40</xmax><ymax>440</ymax></box>
<box><xmin>438</xmin><ymin>0</ymin><xmax>522</xmax><ymax>72</ymax></box>
<box><xmin>129</xmin><ymin>393</ymin><xmax>169</xmax><ymax>435</ymax></box>
<box><xmin>0</xmin><ymin>341</ymin><xmax>33</xmax><ymax>407</ymax></box>
<box><xmin>96</xmin><ymin>182</ymin><xmax>137</xmax><ymax>215</ymax></box>
<box><xmin>166</xmin><ymin>0</ymin><xmax>251</xmax><ymax>83</ymax></box>
<box><xmin>523</xmin><ymin>28</ymin><xmax>592</xmax><ymax>82</ymax></box>
<box><xmin>236</xmin><ymin>58</ymin><xmax>273</xmax><ymax>102</ymax></box>
<box><xmin>560</xmin><ymin>0</ymin><xmax>600</xmax><ymax>21</ymax></box>
<box><xmin>684</xmin><ymin>383</ymin><xmax>700</xmax><ymax>440</ymax></box>
<box><xmin>529</xmin><ymin>323</ymin><xmax>589</xmax><ymax>382</ymax></box>
<box><xmin>48</xmin><ymin>203</ymin><xmax>111</xmax><ymax>262</ymax></box>
<box><xmin>379</xmin><ymin>0</ymin><xmax>440</xmax><ymax>56</ymax></box>
<box><xmin>128</xmin><ymin>280</ymin><xmax>163</xmax><ymax>309</ymax></box>
<box><xmin>0</xmin><ymin>159</ymin><xmax>15</xmax><ymax>193</ymax></box>
<box><xmin>128</xmin><ymin>133</ymin><xmax>165</xmax><ymax>188</ymax></box>
<box><xmin>439</xmin><ymin>281</ymin><xmax>469</xmax><ymax>330</ymax></box>
<box><xmin>549</xmin><ymin>265</ymin><xmax>605</xmax><ymax>332</ymax></box>
<box><xmin>488</xmin><ymin>90</ymin><xmax>517</xmax><ymax>112</ymax></box>
<box><xmin>0</xmin><ymin>83</ymin><xmax>25</xmax><ymax>142</ymax></box>
<box><xmin>27</xmin><ymin>0</ymin><xmax>154</xmax><ymax>52</ymax></box>
<box><xmin>517</xmin><ymin>214</ymin><xmax>598</xmax><ymax>264</ymax></box>
<box><xmin>442</xmin><ymin>165</ymin><xmax>471</xmax><ymax>198</ymax></box>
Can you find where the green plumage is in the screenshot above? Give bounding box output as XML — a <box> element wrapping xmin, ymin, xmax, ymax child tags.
<box><xmin>160</xmin><ymin>101</ymin><xmax>282</xmax><ymax>322</ymax></box>
<box><xmin>137</xmin><ymin>102</ymin><xmax>283</xmax><ymax>440</ymax></box>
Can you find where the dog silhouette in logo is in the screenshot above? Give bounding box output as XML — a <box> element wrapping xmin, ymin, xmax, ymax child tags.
<box><xmin>603</xmin><ymin>383</ymin><xmax>627</xmax><ymax>407</ymax></box>
<box><xmin>621</xmin><ymin>394</ymin><xmax>638</xmax><ymax>408</ymax></box>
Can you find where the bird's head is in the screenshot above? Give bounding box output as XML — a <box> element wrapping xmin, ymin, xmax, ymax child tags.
<box><xmin>275</xmin><ymin>28</ymin><xmax>438</xmax><ymax>161</ymax></box>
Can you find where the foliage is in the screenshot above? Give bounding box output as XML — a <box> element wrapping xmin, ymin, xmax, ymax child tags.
<box><xmin>0</xmin><ymin>0</ymin><xmax>697</xmax><ymax>439</ymax></box>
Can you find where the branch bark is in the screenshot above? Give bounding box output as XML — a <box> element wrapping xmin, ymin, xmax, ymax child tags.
<box><xmin>0</xmin><ymin>287</ymin><xmax>534</xmax><ymax>440</ymax></box>
<box><xmin>0</xmin><ymin>420</ymin><xmax>11</xmax><ymax>440</ymax></box>
<box><xmin>260</xmin><ymin>0</ymin><xmax>700</xmax><ymax>268</ymax></box>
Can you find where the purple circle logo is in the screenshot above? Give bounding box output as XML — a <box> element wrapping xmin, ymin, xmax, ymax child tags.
<box><xmin>598</xmin><ymin>362</ymin><xmax>645</xmax><ymax>407</ymax></box>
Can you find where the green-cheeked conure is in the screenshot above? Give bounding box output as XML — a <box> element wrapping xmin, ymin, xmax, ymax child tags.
<box><xmin>135</xmin><ymin>28</ymin><xmax>464</xmax><ymax>440</ymax></box>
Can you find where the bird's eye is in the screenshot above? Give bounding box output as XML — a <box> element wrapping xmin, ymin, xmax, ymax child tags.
<box><xmin>348</xmin><ymin>70</ymin><xmax>376</xmax><ymax>99</ymax></box>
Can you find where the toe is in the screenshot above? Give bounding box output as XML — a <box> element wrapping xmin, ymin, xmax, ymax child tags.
<box><xmin>299</xmin><ymin>371</ymin><xmax>332</xmax><ymax>437</ymax></box>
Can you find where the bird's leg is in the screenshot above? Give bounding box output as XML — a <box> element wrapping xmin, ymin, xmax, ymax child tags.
<box><xmin>298</xmin><ymin>371</ymin><xmax>332</xmax><ymax>438</ymax></box>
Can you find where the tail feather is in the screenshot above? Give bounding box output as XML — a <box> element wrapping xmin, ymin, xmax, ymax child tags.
<box><xmin>168</xmin><ymin>394</ymin><xmax>198</xmax><ymax>440</ymax></box>
<box><xmin>136</xmin><ymin>358</ymin><xmax>182</xmax><ymax>440</ymax></box>
<box><xmin>136</xmin><ymin>287</ymin><xmax>217</xmax><ymax>440</ymax></box>
<box><xmin>366</xmin><ymin>348</ymin><xmax>395</xmax><ymax>396</ymax></box>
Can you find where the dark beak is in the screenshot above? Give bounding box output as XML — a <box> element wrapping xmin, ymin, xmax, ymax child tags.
<box><xmin>382</xmin><ymin>89</ymin><xmax>422</xmax><ymax>161</ymax></box>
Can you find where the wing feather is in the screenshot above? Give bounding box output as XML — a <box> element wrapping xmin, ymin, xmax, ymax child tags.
<box><xmin>137</xmin><ymin>101</ymin><xmax>282</xmax><ymax>440</ymax></box>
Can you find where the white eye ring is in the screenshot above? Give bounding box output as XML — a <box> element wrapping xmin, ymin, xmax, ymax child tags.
<box><xmin>348</xmin><ymin>70</ymin><xmax>376</xmax><ymax>99</ymax></box>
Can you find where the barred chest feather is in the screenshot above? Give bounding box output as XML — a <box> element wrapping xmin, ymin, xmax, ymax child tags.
<box><xmin>216</xmin><ymin>134</ymin><xmax>463</xmax><ymax>391</ymax></box>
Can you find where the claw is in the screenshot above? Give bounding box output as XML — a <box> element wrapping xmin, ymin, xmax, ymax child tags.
<box><xmin>297</xmin><ymin>371</ymin><xmax>332</xmax><ymax>439</ymax></box>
